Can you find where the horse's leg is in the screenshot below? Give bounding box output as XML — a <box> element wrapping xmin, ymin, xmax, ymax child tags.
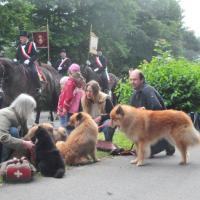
<box><xmin>49</xmin><ymin>111</ymin><xmax>54</xmax><ymax>122</ymax></box>
<box><xmin>35</xmin><ymin>110</ymin><xmax>40</xmax><ymax>124</ymax></box>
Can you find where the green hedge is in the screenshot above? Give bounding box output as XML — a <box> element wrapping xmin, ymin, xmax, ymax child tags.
<box><xmin>115</xmin><ymin>57</ymin><xmax>200</xmax><ymax>112</ymax></box>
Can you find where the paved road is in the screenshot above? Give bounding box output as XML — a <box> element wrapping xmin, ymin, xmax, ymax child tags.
<box><xmin>1</xmin><ymin>112</ymin><xmax>200</xmax><ymax>200</ymax></box>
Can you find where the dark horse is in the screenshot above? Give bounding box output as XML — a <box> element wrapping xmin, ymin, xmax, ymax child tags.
<box><xmin>0</xmin><ymin>58</ymin><xmax>60</xmax><ymax>123</ymax></box>
<box><xmin>80</xmin><ymin>64</ymin><xmax>119</xmax><ymax>105</ymax></box>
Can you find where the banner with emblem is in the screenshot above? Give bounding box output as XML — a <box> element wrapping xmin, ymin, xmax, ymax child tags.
<box><xmin>32</xmin><ymin>31</ymin><xmax>48</xmax><ymax>48</ymax></box>
<box><xmin>89</xmin><ymin>31</ymin><xmax>98</xmax><ymax>55</ymax></box>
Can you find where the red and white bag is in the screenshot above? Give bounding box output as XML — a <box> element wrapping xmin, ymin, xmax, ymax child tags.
<box><xmin>0</xmin><ymin>157</ymin><xmax>36</xmax><ymax>182</ymax></box>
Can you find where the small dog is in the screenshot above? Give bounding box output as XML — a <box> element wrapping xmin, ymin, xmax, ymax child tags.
<box><xmin>56</xmin><ymin>112</ymin><xmax>99</xmax><ymax>165</ymax></box>
<box><xmin>24</xmin><ymin>123</ymin><xmax>67</xmax><ymax>142</ymax></box>
<box><xmin>110</xmin><ymin>104</ymin><xmax>200</xmax><ymax>166</ymax></box>
<box><xmin>33</xmin><ymin>126</ymin><xmax>65</xmax><ymax>178</ymax></box>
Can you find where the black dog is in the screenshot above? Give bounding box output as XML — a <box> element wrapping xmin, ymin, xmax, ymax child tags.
<box><xmin>33</xmin><ymin>126</ymin><xmax>65</xmax><ymax>178</ymax></box>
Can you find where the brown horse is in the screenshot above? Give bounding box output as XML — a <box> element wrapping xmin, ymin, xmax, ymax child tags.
<box><xmin>0</xmin><ymin>58</ymin><xmax>61</xmax><ymax>123</ymax></box>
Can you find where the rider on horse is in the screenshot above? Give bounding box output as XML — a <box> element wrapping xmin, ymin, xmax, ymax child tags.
<box><xmin>54</xmin><ymin>49</ymin><xmax>72</xmax><ymax>76</ymax></box>
<box><xmin>15</xmin><ymin>31</ymin><xmax>42</xmax><ymax>94</ymax></box>
<box><xmin>91</xmin><ymin>49</ymin><xmax>110</xmax><ymax>94</ymax></box>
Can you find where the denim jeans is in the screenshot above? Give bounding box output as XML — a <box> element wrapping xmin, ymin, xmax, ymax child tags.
<box><xmin>59</xmin><ymin>115</ymin><xmax>68</xmax><ymax>128</ymax></box>
<box><xmin>100</xmin><ymin>120</ymin><xmax>115</xmax><ymax>142</ymax></box>
<box><xmin>59</xmin><ymin>113</ymin><xmax>73</xmax><ymax>134</ymax></box>
<box><xmin>0</xmin><ymin>127</ymin><xmax>20</xmax><ymax>162</ymax></box>
<box><xmin>150</xmin><ymin>138</ymin><xmax>175</xmax><ymax>156</ymax></box>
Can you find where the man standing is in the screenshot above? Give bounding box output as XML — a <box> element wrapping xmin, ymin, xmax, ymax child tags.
<box><xmin>16</xmin><ymin>31</ymin><xmax>41</xmax><ymax>93</ymax></box>
<box><xmin>92</xmin><ymin>49</ymin><xmax>110</xmax><ymax>94</ymax></box>
<box><xmin>55</xmin><ymin>49</ymin><xmax>71</xmax><ymax>76</ymax></box>
<box><xmin>129</xmin><ymin>69</ymin><xmax>175</xmax><ymax>157</ymax></box>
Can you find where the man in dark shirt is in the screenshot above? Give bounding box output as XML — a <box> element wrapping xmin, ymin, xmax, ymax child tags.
<box><xmin>91</xmin><ymin>50</ymin><xmax>110</xmax><ymax>94</ymax></box>
<box><xmin>16</xmin><ymin>31</ymin><xmax>41</xmax><ymax>93</ymax></box>
<box><xmin>129</xmin><ymin>69</ymin><xmax>175</xmax><ymax>157</ymax></box>
<box><xmin>55</xmin><ymin>49</ymin><xmax>71</xmax><ymax>76</ymax></box>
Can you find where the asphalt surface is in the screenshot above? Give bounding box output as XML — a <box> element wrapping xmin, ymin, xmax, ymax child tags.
<box><xmin>1</xmin><ymin>112</ymin><xmax>200</xmax><ymax>200</ymax></box>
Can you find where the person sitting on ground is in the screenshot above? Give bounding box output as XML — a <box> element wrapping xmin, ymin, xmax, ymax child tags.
<box><xmin>79</xmin><ymin>80</ymin><xmax>115</xmax><ymax>143</ymax></box>
<box><xmin>0</xmin><ymin>94</ymin><xmax>36</xmax><ymax>163</ymax></box>
<box><xmin>129</xmin><ymin>69</ymin><xmax>175</xmax><ymax>157</ymax></box>
<box><xmin>15</xmin><ymin>31</ymin><xmax>42</xmax><ymax>94</ymax></box>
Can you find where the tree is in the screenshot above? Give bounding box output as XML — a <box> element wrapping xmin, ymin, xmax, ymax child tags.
<box><xmin>0</xmin><ymin>0</ymin><xmax>35</xmax><ymax>57</ymax></box>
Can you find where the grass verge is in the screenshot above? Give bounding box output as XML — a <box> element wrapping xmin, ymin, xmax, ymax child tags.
<box><xmin>97</xmin><ymin>130</ymin><xmax>133</xmax><ymax>158</ymax></box>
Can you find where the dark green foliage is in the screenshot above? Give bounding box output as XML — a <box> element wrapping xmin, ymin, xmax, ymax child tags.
<box><xmin>0</xmin><ymin>0</ymin><xmax>200</xmax><ymax>76</ymax></box>
<box><xmin>142</xmin><ymin>57</ymin><xmax>200</xmax><ymax>112</ymax></box>
<box><xmin>0</xmin><ymin>0</ymin><xmax>35</xmax><ymax>57</ymax></box>
<box><xmin>116</xmin><ymin>46</ymin><xmax>200</xmax><ymax>112</ymax></box>
<box><xmin>115</xmin><ymin>77</ymin><xmax>132</xmax><ymax>104</ymax></box>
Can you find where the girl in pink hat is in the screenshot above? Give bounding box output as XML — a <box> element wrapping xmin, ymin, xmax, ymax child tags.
<box><xmin>57</xmin><ymin>64</ymin><xmax>85</xmax><ymax>130</ymax></box>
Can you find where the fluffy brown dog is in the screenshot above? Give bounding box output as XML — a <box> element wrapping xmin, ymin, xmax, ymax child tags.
<box><xmin>24</xmin><ymin>123</ymin><xmax>67</xmax><ymax>142</ymax></box>
<box><xmin>110</xmin><ymin>105</ymin><xmax>200</xmax><ymax>166</ymax></box>
<box><xmin>56</xmin><ymin>112</ymin><xmax>99</xmax><ymax>165</ymax></box>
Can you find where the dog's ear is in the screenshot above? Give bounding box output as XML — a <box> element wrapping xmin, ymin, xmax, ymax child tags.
<box><xmin>31</xmin><ymin>126</ymin><xmax>41</xmax><ymax>142</ymax></box>
<box><xmin>76</xmin><ymin>112</ymin><xmax>83</xmax><ymax>121</ymax></box>
<box><xmin>116</xmin><ymin>105</ymin><xmax>124</xmax><ymax>116</ymax></box>
<box><xmin>35</xmin><ymin>126</ymin><xmax>45</xmax><ymax>137</ymax></box>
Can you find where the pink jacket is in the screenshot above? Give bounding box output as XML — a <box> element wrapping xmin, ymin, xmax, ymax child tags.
<box><xmin>57</xmin><ymin>77</ymin><xmax>83</xmax><ymax>116</ymax></box>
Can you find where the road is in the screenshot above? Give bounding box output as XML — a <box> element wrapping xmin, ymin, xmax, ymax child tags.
<box><xmin>1</xmin><ymin>112</ymin><xmax>200</xmax><ymax>200</ymax></box>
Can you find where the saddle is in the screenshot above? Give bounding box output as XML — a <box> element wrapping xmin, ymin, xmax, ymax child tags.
<box><xmin>23</xmin><ymin>62</ymin><xmax>46</xmax><ymax>83</ymax></box>
<box><xmin>34</xmin><ymin>62</ymin><xmax>47</xmax><ymax>82</ymax></box>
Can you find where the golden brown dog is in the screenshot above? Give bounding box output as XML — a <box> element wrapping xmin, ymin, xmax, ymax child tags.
<box><xmin>56</xmin><ymin>112</ymin><xmax>99</xmax><ymax>165</ymax></box>
<box><xmin>110</xmin><ymin>104</ymin><xmax>200</xmax><ymax>166</ymax></box>
<box><xmin>24</xmin><ymin>123</ymin><xmax>67</xmax><ymax>142</ymax></box>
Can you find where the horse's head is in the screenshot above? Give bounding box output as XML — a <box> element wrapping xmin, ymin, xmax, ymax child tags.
<box><xmin>80</xmin><ymin>64</ymin><xmax>98</xmax><ymax>83</ymax></box>
<box><xmin>0</xmin><ymin>58</ymin><xmax>19</xmax><ymax>78</ymax></box>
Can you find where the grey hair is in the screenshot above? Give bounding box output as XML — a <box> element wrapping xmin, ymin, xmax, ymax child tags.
<box><xmin>9</xmin><ymin>93</ymin><xmax>37</xmax><ymax>119</ymax></box>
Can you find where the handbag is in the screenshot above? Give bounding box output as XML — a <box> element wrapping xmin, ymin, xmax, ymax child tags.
<box><xmin>0</xmin><ymin>157</ymin><xmax>36</xmax><ymax>183</ymax></box>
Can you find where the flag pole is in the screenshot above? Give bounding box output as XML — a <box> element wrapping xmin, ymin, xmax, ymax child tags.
<box><xmin>88</xmin><ymin>24</ymin><xmax>93</xmax><ymax>60</ymax></box>
<box><xmin>47</xmin><ymin>19</ymin><xmax>50</xmax><ymax>62</ymax></box>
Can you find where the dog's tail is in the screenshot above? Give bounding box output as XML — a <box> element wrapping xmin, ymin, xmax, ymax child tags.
<box><xmin>54</xmin><ymin>168</ymin><xmax>65</xmax><ymax>178</ymax></box>
<box><xmin>184</xmin><ymin>127</ymin><xmax>200</xmax><ymax>146</ymax></box>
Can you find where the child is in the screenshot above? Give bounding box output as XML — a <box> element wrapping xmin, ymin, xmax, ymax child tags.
<box><xmin>57</xmin><ymin>64</ymin><xmax>85</xmax><ymax>129</ymax></box>
<box><xmin>57</xmin><ymin>76</ymin><xmax>69</xmax><ymax>127</ymax></box>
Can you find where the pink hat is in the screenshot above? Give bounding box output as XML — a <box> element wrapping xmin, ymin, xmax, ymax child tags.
<box><xmin>68</xmin><ymin>63</ymin><xmax>80</xmax><ymax>73</ymax></box>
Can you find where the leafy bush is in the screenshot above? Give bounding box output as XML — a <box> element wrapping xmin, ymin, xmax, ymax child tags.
<box><xmin>115</xmin><ymin>56</ymin><xmax>200</xmax><ymax>112</ymax></box>
<box><xmin>115</xmin><ymin>77</ymin><xmax>132</xmax><ymax>104</ymax></box>
<box><xmin>141</xmin><ymin>57</ymin><xmax>200</xmax><ymax>112</ymax></box>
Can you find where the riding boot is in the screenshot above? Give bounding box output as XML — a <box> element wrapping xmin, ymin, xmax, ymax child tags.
<box><xmin>101</xmin><ymin>71</ymin><xmax>109</xmax><ymax>94</ymax></box>
<box><xmin>29</xmin><ymin>63</ymin><xmax>42</xmax><ymax>94</ymax></box>
<box><xmin>32</xmin><ymin>72</ymin><xmax>42</xmax><ymax>94</ymax></box>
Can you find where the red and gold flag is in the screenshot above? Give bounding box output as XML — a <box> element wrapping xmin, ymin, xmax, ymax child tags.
<box><xmin>32</xmin><ymin>31</ymin><xmax>48</xmax><ymax>48</ymax></box>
